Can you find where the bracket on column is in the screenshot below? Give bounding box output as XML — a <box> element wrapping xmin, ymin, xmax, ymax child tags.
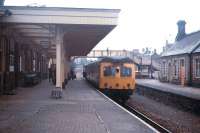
<box><xmin>51</xmin><ymin>26</ymin><xmax>65</xmax><ymax>99</ymax></box>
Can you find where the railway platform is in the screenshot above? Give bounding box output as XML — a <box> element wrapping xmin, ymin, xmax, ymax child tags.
<box><xmin>136</xmin><ymin>79</ymin><xmax>200</xmax><ymax>114</ymax></box>
<box><xmin>136</xmin><ymin>79</ymin><xmax>200</xmax><ymax>100</ymax></box>
<box><xmin>0</xmin><ymin>80</ymin><xmax>157</xmax><ymax>133</ymax></box>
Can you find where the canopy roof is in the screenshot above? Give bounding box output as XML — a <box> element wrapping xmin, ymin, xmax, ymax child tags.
<box><xmin>0</xmin><ymin>6</ymin><xmax>120</xmax><ymax>58</ymax></box>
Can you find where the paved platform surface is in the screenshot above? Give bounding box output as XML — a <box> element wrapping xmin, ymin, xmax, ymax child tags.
<box><xmin>0</xmin><ymin>80</ymin><xmax>156</xmax><ymax>133</ymax></box>
<box><xmin>136</xmin><ymin>79</ymin><xmax>200</xmax><ymax>100</ymax></box>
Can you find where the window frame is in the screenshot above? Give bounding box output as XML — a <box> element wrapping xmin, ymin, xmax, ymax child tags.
<box><xmin>120</xmin><ymin>66</ymin><xmax>132</xmax><ymax>77</ymax></box>
<box><xmin>103</xmin><ymin>66</ymin><xmax>116</xmax><ymax>77</ymax></box>
<box><xmin>195</xmin><ymin>58</ymin><xmax>200</xmax><ymax>78</ymax></box>
<box><xmin>162</xmin><ymin>61</ymin><xmax>166</xmax><ymax>76</ymax></box>
<box><xmin>174</xmin><ymin>59</ymin><xmax>179</xmax><ymax>78</ymax></box>
<box><xmin>180</xmin><ymin>59</ymin><xmax>185</xmax><ymax>67</ymax></box>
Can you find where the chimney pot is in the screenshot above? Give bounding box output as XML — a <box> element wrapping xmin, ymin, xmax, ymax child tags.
<box><xmin>175</xmin><ymin>20</ymin><xmax>186</xmax><ymax>41</ymax></box>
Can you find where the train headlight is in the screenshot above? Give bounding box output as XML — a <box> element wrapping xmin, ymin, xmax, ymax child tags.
<box><xmin>116</xmin><ymin>83</ymin><xmax>119</xmax><ymax>87</ymax></box>
<box><xmin>127</xmin><ymin>83</ymin><xmax>130</xmax><ymax>88</ymax></box>
<box><xmin>104</xmin><ymin>83</ymin><xmax>108</xmax><ymax>87</ymax></box>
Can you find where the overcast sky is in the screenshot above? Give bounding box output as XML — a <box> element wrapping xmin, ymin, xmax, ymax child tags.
<box><xmin>4</xmin><ymin>0</ymin><xmax>200</xmax><ymax>53</ymax></box>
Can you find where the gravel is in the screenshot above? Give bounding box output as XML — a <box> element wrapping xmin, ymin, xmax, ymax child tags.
<box><xmin>127</xmin><ymin>93</ymin><xmax>200</xmax><ymax>133</ymax></box>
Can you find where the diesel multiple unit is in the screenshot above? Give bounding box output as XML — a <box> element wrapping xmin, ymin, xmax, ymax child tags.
<box><xmin>84</xmin><ymin>57</ymin><xmax>136</xmax><ymax>102</ymax></box>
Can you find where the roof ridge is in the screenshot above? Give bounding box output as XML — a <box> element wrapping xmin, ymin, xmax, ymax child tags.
<box><xmin>162</xmin><ymin>30</ymin><xmax>200</xmax><ymax>57</ymax></box>
<box><xmin>173</xmin><ymin>30</ymin><xmax>200</xmax><ymax>44</ymax></box>
<box><xmin>191</xmin><ymin>40</ymin><xmax>200</xmax><ymax>53</ymax></box>
<box><xmin>187</xmin><ymin>30</ymin><xmax>200</xmax><ymax>36</ymax></box>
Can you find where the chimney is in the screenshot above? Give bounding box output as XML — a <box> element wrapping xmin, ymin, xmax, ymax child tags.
<box><xmin>0</xmin><ymin>0</ymin><xmax>4</xmax><ymax>6</ymax></box>
<box><xmin>175</xmin><ymin>20</ymin><xmax>186</xmax><ymax>41</ymax></box>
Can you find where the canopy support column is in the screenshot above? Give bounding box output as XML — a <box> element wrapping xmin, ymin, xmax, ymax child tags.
<box><xmin>51</xmin><ymin>26</ymin><xmax>64</xmax><ymax>98</ymax></box>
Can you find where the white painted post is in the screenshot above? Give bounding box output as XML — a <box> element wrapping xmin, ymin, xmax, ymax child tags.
<box><xmin>60</xmin><ymin>43</ymin><xmax>65</xmax><ymax>88</ymax></box>
<box><xmin>51</xmin><ymin>26</ymin><xmax>64</xmax><ymax>98</ymax></box>
<box><xmin>56</xmin><ymin>29</ymin><xmax>62</xmax><ymax>88</ymax></box>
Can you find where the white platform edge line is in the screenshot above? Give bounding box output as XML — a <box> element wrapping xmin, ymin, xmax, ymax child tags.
<box><xmin>96</xmin><ymin>89</ymin><xmax>159</xmax><ymax>133</ymax></box>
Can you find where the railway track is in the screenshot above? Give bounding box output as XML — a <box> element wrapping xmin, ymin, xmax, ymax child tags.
<box><xmin>124</xmin><ymin>103</ymin><xmax>171</xmax><ymax>133</ymax></box>
<box><xmin>96</xmin><ymin>89</ymin><xmax>171</xmax><ymax>133</ymax></box>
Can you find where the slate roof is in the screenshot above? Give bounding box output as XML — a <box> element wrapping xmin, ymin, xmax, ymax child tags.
<box><xmin>161</xmin><ymin>31</ymin><xmax>200</xmax><ymax>57</ymax></box>
<box><xmin>193</xmin><ymin>44</ymin><xmax>200</xmax><ymax>53</ymax></box>
<box><xmin>100</xmin><ymin>56</ymin><xmax>134</xmax><ymax>63</ymax></box>
<box><xmin>85</xmin><ymin>56</ymin><xmax>134</xmax><ymax>67</ymax></box>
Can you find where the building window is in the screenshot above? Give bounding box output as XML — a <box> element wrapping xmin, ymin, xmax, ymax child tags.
<box><xmin>9</xmin><ymin>41</ymin><xmax>15</xmax><ymax>72</ymax></box>
<box><xmin>174</xmin><ymin>60</ymin><xmax>178</xmax><ymax>76</ymax></box>
<box><xmin>195</xmin><ymin>58</ymin><xmax>200</xmax><ymax>77</ymax></box>
<box><xmin>103</xmin><ymin>66</ymin><xmax>116</xmax><ymax>76</ymax></box>
<box><xmin>180</xmin><ymin>59</ymin><xmax>185</xmax><ymax>67</ymax></box>
<box><xmin>121</xmin><ymin>66</ymin><xmax>132</xmax><ymax>77</ymax></box>
<box><xmin>162</xmin><ymin>61</ymin><xmax>166</xmax><ymax>75</ymax></box>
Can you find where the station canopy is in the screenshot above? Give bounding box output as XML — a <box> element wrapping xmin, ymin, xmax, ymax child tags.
<box><xmin>0</xmin><ymin>6</ymin><xmax>120</xmax><ymax>58</ymax></box>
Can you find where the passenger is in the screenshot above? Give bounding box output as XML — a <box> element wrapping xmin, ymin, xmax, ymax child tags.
<box><xmin>74</xmin><ymin>73</ymin><xmax>76</xmax><ymax>80</ymax></box>
<box><xmin>70</xmin><ymin>70</ymin><xmax>75</xmax><ymax>80</ymax></box>
<box><xmin>48</xmin><ymin>67</ymin><xmax>52</xmax><ymax>83</ymax></box>
<box><xmin>52</xmin><ymin>68</ymin><xmax>56</xmax><ymax>85</ymax></box>
<box><xmin>83</xmin><ymin>71</ymin><xmax>87</xmax><ymax>79</ymax></box>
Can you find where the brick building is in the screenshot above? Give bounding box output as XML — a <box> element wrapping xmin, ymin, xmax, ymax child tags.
<box><xmin>160</xmin><ymin>20</ymin><xmax>200</xmax><ymax>87</ymax></box>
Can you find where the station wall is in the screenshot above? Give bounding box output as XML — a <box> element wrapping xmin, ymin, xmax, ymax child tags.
<box><xmin>0</xmin><ymin>34</ymin><xmax>48</xmax><ymax>94</ymax></box>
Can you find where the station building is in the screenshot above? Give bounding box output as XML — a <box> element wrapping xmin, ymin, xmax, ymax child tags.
<box><xmin>0</xmin><ymin>4</ymin><xmax>120</xmax><ymax>97</ymax></box>
<box><xmin>160</xmin><ymin>20</ymin><xmax>200</xmax><ymax>87</ymax></box>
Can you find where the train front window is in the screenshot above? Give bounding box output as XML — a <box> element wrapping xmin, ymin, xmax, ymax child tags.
<box><xmin>104</xmin><ymin>66</ymin><xmax>116</xmax><ymax>76</ymax></box>
<box><xmin>121</xmin><ymin>67</ymin><xmax>132</xmax><ymax>77</ymax></box>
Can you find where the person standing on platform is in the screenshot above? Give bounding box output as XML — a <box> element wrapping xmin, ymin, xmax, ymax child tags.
<box><xmin>48</xmin><ymin>67</ymin><xmax>52</xmax><ymax>83</ymax></box>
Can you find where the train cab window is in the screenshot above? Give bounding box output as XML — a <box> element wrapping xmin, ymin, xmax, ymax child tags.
<box><xmin>121</xmin><ymin>66</ymin><xmax>132</xmax><ymax>77</ymax></box>
<box><xmin>104</xmin><ymin>66</ymin><xmax>116</xmax><ymax>76</ymax></box>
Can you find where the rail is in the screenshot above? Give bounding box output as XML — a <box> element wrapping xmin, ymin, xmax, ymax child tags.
<box><xmin>124</xmin><ymin>103</ymin><xmax>171</xmax><ymax>133</ymax></box>
<box><xmin>96</xmin><ymin>88</ymin><xmax>170</xmax><ymax>133</ymax></box>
